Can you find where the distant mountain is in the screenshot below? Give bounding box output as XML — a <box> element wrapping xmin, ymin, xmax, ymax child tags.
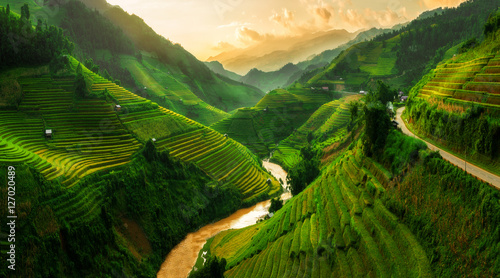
<box><xmin>207</xmin><ymin>29</ymin><xmax>357</xmax><ymax>74</ymax></box>
<box><xmin>205</xmin><ymin>28</ymin><xmax>398</xmax><ymax>92</ymax></box>
<box><xmin>204</xmin><ymin>61</ymin><xmax>242</xmax><ymax>81</ymax></box>
<box><xmin>300</xmin><ymin>0</ymin><xmax>496</xmax><ymax>92</ymax></box>
<box><xmin>239</xmin><ymin>63</ymin><xmax>303</xmax><ymax>92</ymax></box>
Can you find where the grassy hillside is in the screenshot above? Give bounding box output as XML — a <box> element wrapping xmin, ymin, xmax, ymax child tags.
<box><xmin>0</xmin><ymin>53</ymin><xmax>278</xmax><ymax>204</ymax></box>
<box><xmin>83</xmin><ymin>0</ymin><xmax>264</xmax><ymax>112</ymax></box>
<box><xmin>0</xmin><ymin>139</ymin><xmax>244</xmax><ymax>277</ymax></box>
<box><xmin>299</xmin><ymin>0</ymin><xmax>498</xmax><ymax>92</ymax></box>
<box><xmin>405</xmin><ymin>23</ymin><xmax>500</xmax><ymax>176</ymax></box>
<box><xmin>3</xmin><ymin>0</ymin><xmax>263</xmax><ymax>124</ymax></box>
<box><xmin>199</xmin><ymin>127</ymin><xmax>500</xmax><ymax>277</ymax></box>
<box><xmin>119</xmin><ymin>54</ymin><xmax>229</xmax><ymax>125</ymax></box>
<box><xmin>203</xmin><ymin>139</ymin><xmax>433</xmax><ymax>277</ymax></box>
<box><xmin>66</xmin><ymin>57</ymin><xmax>280</xmax><ymax>201</ymax></box>
<box><xmin>304</xmin><ymin>35</ymin><xmax>403</xmax><ymax>91</ymax></box>
<box><xmin>239</xmin><ymin>64</ymin><xmax>303</xmax><ymax>93</ymax></box>
<box><xmin>211</xmin><ymin>88</ymin><xmax>337</xmax><ymax>157</ymax></box>
<box><xmin>271</xmin><ymin>94</ymin><xmax>360</xmax><ymax>170</ymax></box>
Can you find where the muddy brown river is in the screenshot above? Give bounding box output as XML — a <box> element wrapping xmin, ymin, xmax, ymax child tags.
<box><xmin>157</xmin><ymin>161</ymin><xmax>291</xmax><ymax>278</ymax></box>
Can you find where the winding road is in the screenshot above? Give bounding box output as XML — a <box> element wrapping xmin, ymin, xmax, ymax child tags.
<box><xmin>396</xmin><ymin>107</ymin><xmax>500</xmax><ymax>189</ymax></box>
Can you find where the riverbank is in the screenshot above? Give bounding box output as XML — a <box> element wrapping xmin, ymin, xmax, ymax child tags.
<box><xmin>157</xmin><ymin>161</ymin><xmax>290</xmax><ymax>278</ymax></box>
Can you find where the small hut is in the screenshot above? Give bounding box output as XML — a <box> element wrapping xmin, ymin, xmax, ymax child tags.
<box><xmin>115</xmin><ymin>104</ymin><xmax>122</xmax><ymax>112</ymax></box>
<box><xmin>266</xmin><ymin>178</ymin><xmax>272</xmax><ymax>185</ymax></box>
<box><xmin>322</xmin><ymin>87</ymin><xmax>329</xmax><ymax>91</ymax></box>
<box><xmin>152</xmin><ymin>138</ymin><xmax>157</xmax><ymax>143</ymax></box>
<box><xmin>224</xmin><ymin>134</ymin><xmax>228</xmax><ymax>138</ymax></box>
<box><xmin>45</xmin><ymin>129</ymin><xmax>53</xmax><ymax>139</ymax></box>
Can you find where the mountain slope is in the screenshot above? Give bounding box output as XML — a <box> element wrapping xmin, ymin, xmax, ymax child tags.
<box><xmin>207</xmin><ymin>29</ymin><xmax>357</xmax><ymax>74</ymax></box>
<box><xmin>13</xmin><ymin>0</ymin><xmax>263</xmax><ymax>124</ymax></box>
<box><xmin>204</xmin><ymin>141</ymin><xmax>433</xmax><ymax>278</ymax></box>
<box><xmin>84</xmin><ymin>0</ymin><xmax>264</xmax><ymax>112</ymax></box>
<box><xmin>210</xmin><ymin>87</ymin><xmax>337</xmax><ymax>157</ymax></box>
<box><xmin>404</xmin><ymin>17</ymin><xmax>500</xmax><ymax>176</ymax></box>
<box><xmin>301</xmin><ymin>0</ymin><xmax>498</xmax><ymax>91</ymax></box>
<box><xmin>271</xmin><ymin>94</ymin><xmax>360</xmax><ymax>170</ymax></box>
<box><xmin>204</xmin><ymin>61</ymin><xmax>242</xmax><ymax>82</ymax></box>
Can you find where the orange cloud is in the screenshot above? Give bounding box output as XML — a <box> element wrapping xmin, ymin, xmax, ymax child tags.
<box><xmin>212</xmin><ymin>41</ymin><xmax>236</xmax><ymax>51</ymax></box>
<box><xmin>236</xmin><ymin>27</ymin><xmax>275</xmax><ymax>44</ymax></box>
<box><xmin>270</xmin><ymin>8</ymin><xmax>295</xmax><ymax>29</ymax></box>
<box><xmin>311</xmin><ymin>5</ymin><xmax>334</xmax><ymax>24</ymax></box>
<box><xmin>419</xmin><ymin>0</ymin><xmax>466</xmax><ymax>9</ymax></box>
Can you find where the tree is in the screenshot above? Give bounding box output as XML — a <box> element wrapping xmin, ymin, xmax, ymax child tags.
<box><xmin>269</xmin><ymin>197</ymin><xmax>283</xmax><ymax>213</ymax></box>
<box><xmin>287</xmin><ymin>146</ymin><xmax>320</xmax><ymax>196</ymax></box>
<box><xmin>21</xmin><ymin>4</ymin><xmax>30</xmax><ymax>20</ymax></box>
<box><xmin>374</xmin><ymin>80</ymin><xmax>397</xmax><ymax>105</ymax></box>
<box><xmin>75</xmin><ymin>63</ymin><xmax>88</xmax><ymax>98</ymax></box>
<box><xmin>363</xmin><ymin>102</ymin><xmax>391</xmax><ymax>156</ymax></box>
<box><xmin>6</xmin><ymin>4</ymin><xmax>10</xmax><ymax>15</ymax></box>
<box><xmin>349</xmin><ymin>100</ymin><xmax>360</xmax><ymax>122</ymax></box>
<box><xmin>188</xmin><ymin>256</ymin><xmax>226</xmax><ymax>278</ymax></box>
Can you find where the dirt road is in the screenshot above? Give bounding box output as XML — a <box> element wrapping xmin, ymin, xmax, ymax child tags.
<box><xmin>396</xmin><ymin>107</ymin><xmax>500</xmax><ymax>189</ymax></box>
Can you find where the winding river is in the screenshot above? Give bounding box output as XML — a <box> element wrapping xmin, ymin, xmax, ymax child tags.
<box><xmin>157</xmin><ymin>161</ymin><xmax>291</xmax><ymax>278</ymax></box>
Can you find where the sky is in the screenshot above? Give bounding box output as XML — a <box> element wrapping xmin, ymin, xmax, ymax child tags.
<box><xmin>106</xmin><ymin>0</ymin><xmax>467</xmax><ymax>60</ymax></box>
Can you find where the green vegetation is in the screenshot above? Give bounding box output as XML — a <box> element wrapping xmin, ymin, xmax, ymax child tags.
<box><xmin>211</xmin><ymin>88</ymin><xmax>337</xmax><ymax>157</ymax></box>
<box><xmin>64</xmin><ymin>55</ymin><xmax>280</xmax><ymax>201</ymax></box>
<box><xmin>299</xmin><ymin>0</ymin><xmax>498</xmax><ymax>92</ymax></box>
<box><xmin>383</xmin><ymin>144</ymin><xmax>500</xmax><ymax>277</ymax></box>
<box><xmin>0</xmin><ymin>4</ymin><xmax>74</xmax><ymax>70</ymax></box>
<box><xmin>287</xmin><ymin>146</ymin><xmax>320</xmax><ymax>196</ymax></box>
<box><xmin>269</xmin><ymin>197</ymin><xmax>283</xmax><ymax>214</ymax></box>
<box><xmin>0</xmin><ymin>50</ymin><xmax>276</xmax><ymax>277</ymax></box>
<box><xmin>406</xmin><ymin>21</ymin><xmax>500</xmax><ymax>175</ymax></box>
<box><xmin>204</xmin><ymin>138</ymin><xmax>434</xmax><ymax>277</ymax></box>
<box><xmin>188</xmin><ymin>256</ymin><xmax>227</xmax><ymax>278</ymax></box>
<box><xmin>97</xmin><ymin>2</ymin><xmax>264</xmax><ymax>112</ymax></box>
<box><xmin>0</xmin><ymin>141</ymin><xmax>243</xmax><ymax>277</ymax></box>
<box><xmin>201</xmin><ymin>117</ymin><xmax>500</xmax><ymax>277</ymax></box>
<box><xmin>271</xmin><ymin>95</ymin><xmax>357</xmax><ymax>169</ymax></box>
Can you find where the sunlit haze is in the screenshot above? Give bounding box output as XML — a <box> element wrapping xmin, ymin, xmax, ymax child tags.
<box><xmin>101</xmin><ymin>0</ymin><xmax>465</xmax><ymax>60</ymax></box>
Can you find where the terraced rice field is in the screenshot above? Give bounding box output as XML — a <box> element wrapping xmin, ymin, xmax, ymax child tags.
<box><xmin>120</xmin><ymin>56</ymin><xmax>228</xmax><ymax>125</ymax></box>
<box><xmin>272</xmin><ymin>96</ymin><xmax>357</xmax><ymax>169</ymax></box>
<box><xmin>208</xmin><ymin>148</ymin><xmax>432</xmax><ymax>277</ymax></box>
<box><xmin>0</xmin><ymin>73</ymin><xmax>141</xmax><ymax>188</ymax></box>
<box><xmin>211</xmin><ymin>88</ymin><xmax>335</xmax><ymax>157</ymax></box>
<box><xmin>67</xmin><ymin>57</ymin><xmax>280</xmax><ymax>200</ymax></box>
<box><xmin>417</xmin><ymin>54</ymin><xmax>500</xmax><ymax>111</ymax></box>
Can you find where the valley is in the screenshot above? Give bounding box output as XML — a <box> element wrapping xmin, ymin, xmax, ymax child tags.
<box><xmin>1</xmin><ymin>0</ymin><xmax>500</xmax><ymax>277</ymax></box>
<box><xmin>157</xmin><ymin>161</ymin><xmax>291</xmax><ymax>278</ymax></box>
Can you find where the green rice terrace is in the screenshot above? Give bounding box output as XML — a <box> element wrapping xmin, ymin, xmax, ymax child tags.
<box><xmin>204</xmin><ymin>146</ymin><xmax>433</xmax><ymax>278</ymax></box>
<box><xmin>211</xmin><ymin>88</ymin><xmax>337</xmax><ymax>157</ymax></box>
<box><xmin>414</xmin><ymin>54</ymin><xmax>500</xmax><ymax>112</ymax></box>
<box><xmin>0</xmin><ymin>56</ymin><xmax>279</xmax><ymax>201</ymax></box>
<box><xmin>120</xmin><ymin>54</ymin><xmax>230</xmax><ymax>126</ymax></box>
<box><xmin>405</xmin><ymin>31</ymin><xmax>500</xmax><ymax>176</ymax></box>
<box><xmin>271</xmin><ymin>94</ymin><xmax>360</xmax><ymax>170</ymax></box>
<box><xmin>306</xmin><ymin>35</ymin><xmax>401</xmax><ymax>91</ymax></box>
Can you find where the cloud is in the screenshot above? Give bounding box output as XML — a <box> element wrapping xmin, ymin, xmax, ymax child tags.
<box><xmin>336</xmin><ymin>6</ymin><xmax>406</xmax><ymax>30</ymax></box>
<box><xmin>269</xmin><ymin>8</ymin><xmax>296</xmax><ymax>30</ymax></box>
<box><xmin>217</xmin><ymin>21</ymin><xmax>251</xmax><ymax>29</ymax></box>
<box><xmin>236</xmin><ymin>27</ymin><xmax>272</xmax><ymax>43</ymax></box>
<box><xmin>212</xmin><ymin>41</ymin><xmax>236</xmax><ymax>51</ymax></box>
<box><xmin>310</xmin><ymin>4</ymin><xmax>335</xmax><ymax>24</ymax></box>
<box><xmin>419</xmin><ymin>0</ymin><xmax>466</xmax><ymax>9</ymax></box>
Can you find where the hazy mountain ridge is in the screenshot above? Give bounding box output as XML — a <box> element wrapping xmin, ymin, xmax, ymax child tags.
<box><xmin>207</xmin><ymin>29</ymin><xmax>357</xmax><ymax>74</ymax></box>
